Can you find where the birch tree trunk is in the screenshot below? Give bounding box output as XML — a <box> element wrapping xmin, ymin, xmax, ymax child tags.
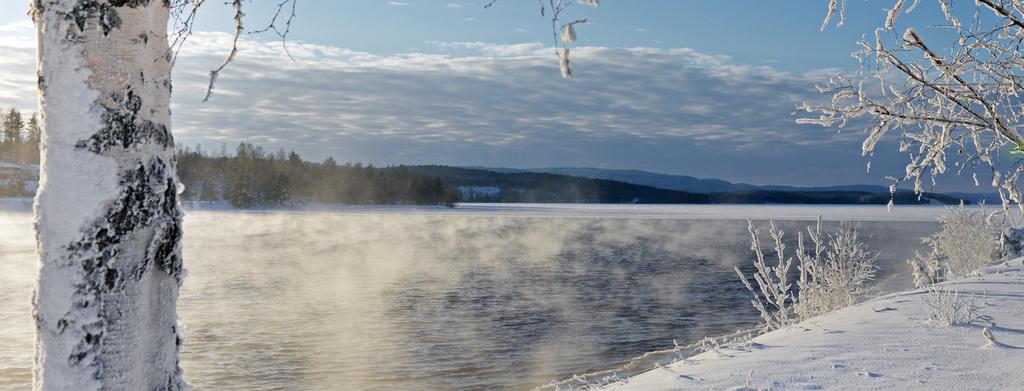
<box><xmin>32</xmin><ymin>1</ymin><xmax>185</xmax><ymax>390</ymax></box>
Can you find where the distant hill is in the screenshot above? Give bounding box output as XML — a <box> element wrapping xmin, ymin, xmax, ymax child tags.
<box><xmin>0</xmin><ymin>154</ymin><xmax>985</xmax><ymax>206</ymax></box>
<box><xmin>945</xmin><ymin>192</ymin><xmax>1002</xmax><ymax>204</ymax></box>
<box><xmin>476</xmin><ymin>166</ymin><xmax>998</xmax><ymax>199</ymax></box>
<box><xmin>409</xmin><ymin>166</ymin><xmax>966</xmax><ymax>205</ymax></box>
<box><xmin>475</xmin><ymin>167</ymin><xmax>754</xmax><ymax>193</ymax></box>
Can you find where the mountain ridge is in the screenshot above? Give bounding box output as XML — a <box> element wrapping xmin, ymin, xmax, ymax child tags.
<box><xmin>407</xmin><ymin>165</ymin><xmax>967</xmax><ymax>205</ymax></box>
<box><xmin>467</xmin><ymin>166</ymin><xmax>997</xmax><ymax>201</ymax></box>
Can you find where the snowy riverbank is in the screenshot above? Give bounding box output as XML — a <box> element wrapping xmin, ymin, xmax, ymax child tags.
<box><xmin>601</xmin><ymin>258</ymin><xmax>1024</xmax><ymax>390</ymax></box>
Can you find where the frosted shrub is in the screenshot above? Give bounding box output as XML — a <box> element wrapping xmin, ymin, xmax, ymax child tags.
<box><xmin>909</xmin><ymin>204</ymin><xmax>1002</xmax><ymax>287</ymax></box>
<box><xmin>907</xmin><ymin>249</ymin><xmax>944</xmax><ymax>288</ymax></box>
<box><xmin>921</xmin><ymin>284</ymin><xmax>986</xmax><ymax>327</ymax></box>
<box><xmin>1000</xmin><ymin>226</ymin><xmax>1024</xmax><ymax>259</ymax></box>
<box><xmin>735</xmin><ymin>220</ymin><xmax>794</xmax><ymax>331</ymax></box>
<box><xmin>737</xmin><ymin>218</ymin><xmax>877</xmax><ymax>331</ymax></box>
<box><xmin>794</xmin><ymin>220</ymin><xmax>877</xmax><ymax>320</ymax></box>
<box><xmin>691</xmin><ymin>329</ymin><xmax>758</xmax><ymax>356</ymax></box>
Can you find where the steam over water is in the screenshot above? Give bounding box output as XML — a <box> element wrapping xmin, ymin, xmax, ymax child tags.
<box><xmin>0</xmin><ymin>203</ymin><xmax>942</xmax><ymax>390</ymax></box>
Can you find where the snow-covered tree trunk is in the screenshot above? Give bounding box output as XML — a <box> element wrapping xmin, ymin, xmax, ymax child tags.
<box><xmin>32</xmin><ymin>1</ymin><xmax>185</xmax><ymax>390</ymax></box>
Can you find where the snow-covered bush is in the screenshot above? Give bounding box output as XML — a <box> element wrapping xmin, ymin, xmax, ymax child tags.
<box><xmin>735</xmin><ymin>220</ymin><xmax>794</xmax><ymax>331</ymax></box>
<box><xmin>907</xmin><ymin>249</ymin><xmax>944</xmax><ymax>289</ymax></box>
<box><xmin>921</xmin><ymin>284</ymin><xmax>987</xmax><ymax>327</ymax></box>
<box><xmin>691</xmin><ymin>329</ymin><xmax>759</xmax><ymax>357</ymax></box>
<box><xmin>737</xmin><ymin>218</ymin><xmax>877</xmax><ymax>330</ymax></box>
<box><xmin>909</xmin><ymin>204</ymin><xmax>1003</xmax><ymax>287</ymax></box>
<box><xmin>1000</xmin><ymin>226</ymin><xmax>1024</xmax><ymax>259</ymax></box>
<box><xmin>794</xmin><ymin>220</ymin><xmax>877</xmax><ymax>320</ymax></box>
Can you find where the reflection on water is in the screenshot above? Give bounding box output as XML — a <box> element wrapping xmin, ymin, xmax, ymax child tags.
<box><xmin>0</xmin><ymin>207</ymin><xmax>937</xmax><ymax>390</ymax></box>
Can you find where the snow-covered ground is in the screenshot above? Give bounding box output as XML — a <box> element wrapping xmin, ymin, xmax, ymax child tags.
<box><xmin>601</xmin><ymin>258</ymin><xmax>1024</xmax><ymax>391</ymax></box>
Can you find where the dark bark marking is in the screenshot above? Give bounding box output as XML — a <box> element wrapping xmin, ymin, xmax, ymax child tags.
<box><xmin>109</xmin><ymin>0</ymin><xmax>154</xmax><ymax>7</ymax></box>
<box><xmin>57</xmin><ymin>83</ymin><xmax>183</xmax><ymax>387</ymax></box>
<box><xmin>65</xmin><ymin>1</ymin><xmax>121</xmax><ymax>37</ymax></box>
<box><xmin>76</xmin><ymin>90</ymin><xmax>172</xmax><ymax>153</ymax></box>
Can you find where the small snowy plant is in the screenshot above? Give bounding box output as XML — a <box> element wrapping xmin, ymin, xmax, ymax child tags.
<box><xmin>794</xmin><ymin>219</ymin><xmax>877</xmax><ymax>320</ymax></box>
<box><xmin>737</xmin><ymin>218</ymin><xmax>877</xmax><ymax>331</ymax></box>
<box><xmin>735</xmin><ymin>220</ymin><xmax>794</xmax><ymax>331</ymax></box>
<box><xmin>909</xmin><ymin>203</ymin><xmax>1003</xmax><ymax>287</ymax></box>
<box><xmin>907</xmin><ymin>249</ymin><xmax>945</xmax><ymax>288</ymax></box>
<box><xmin>921</xmin><ymin>284</ymin><xmax>987</xmax><ymax>327</ymax></box>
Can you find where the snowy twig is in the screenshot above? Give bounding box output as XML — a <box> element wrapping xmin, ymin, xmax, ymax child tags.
<box><xmin>808</xmin><ymin>1</ymin><xmax>1024</xmax><ymax>209</ymax></box>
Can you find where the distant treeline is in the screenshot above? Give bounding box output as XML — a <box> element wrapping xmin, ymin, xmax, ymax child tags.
<box><xmin>176</xmin><ymin>143</ymin><xmax>459</xmax><ymax>207</ymax></box>
<box><xmin>0</xmin><ymin>115</ymin><xmax>971</xmax><ymax>207</ymax></box>
<box><xmin>405</xmin><ymin>166</ymin><xmax>967</xmax><ymax>205</ymax></box>
<box><xmin>0</xmin><ymin>107</ymin><xmax>41</xmax><ymax>164</ymax></box>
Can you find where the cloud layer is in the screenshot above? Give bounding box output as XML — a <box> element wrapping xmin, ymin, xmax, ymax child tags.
<box><xmin>0</xmin><ymin>21</ymin><xmax>931</xmax><ymax>188</ymax></box>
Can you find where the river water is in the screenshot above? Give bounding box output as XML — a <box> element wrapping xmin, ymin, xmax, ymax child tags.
<box><xmin>0</xmin><ymin>203</ymin><xmax>944</xmax><ymax>390</ymax></box>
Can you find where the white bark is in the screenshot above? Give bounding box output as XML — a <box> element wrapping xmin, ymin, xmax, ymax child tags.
<box><xmin>33</xmin><ymin>1</ymin><xmax>185</xmax><ymax>390</ymax></box>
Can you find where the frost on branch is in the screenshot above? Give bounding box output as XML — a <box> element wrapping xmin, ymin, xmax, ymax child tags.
<box><xmin>921</xmin><ymin>284</ymin><xmax>987</xmax><ymax>327</ymax></box>
<box><xmin>166</xmin><ymin>0</ymin><xmax>300</xmax><ymax>102</ymax></box>
<box><xmin>909</xmin><ymin>203</ymin><xmax>1004</xmax><ymax>287</ymax></box>
<box><xmin>735</xmin><ymin>220</ymin><xmax>794</xmax><ymax>331</ymax></box>
<box><xmin>793</xmin><ymin>218</ymin><xmax>877</xmax><ymax>320</ymax></box>
<box><xmin>805</xmin><ymin>0</ymin><xmax>1024</xmax><ymax>209</ymax></box>
<box><xmin>486</xmin><ymin>0</ymin><xmax>598</xmax><ymax>78</ymax></box>
<box><xmin>737</xmin><ymin>218</ymin><xmax>877</xmax><ymax>331</ymax></box>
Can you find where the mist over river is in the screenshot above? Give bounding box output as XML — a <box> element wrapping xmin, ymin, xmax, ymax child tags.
<box><xmin>0</xmin><ymin>203</ymin><xmax>947</xmax><ymax>390</ymax></box>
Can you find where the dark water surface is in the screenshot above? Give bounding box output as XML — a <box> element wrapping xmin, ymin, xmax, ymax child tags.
<box><xmin>0</xmin><ymin>205</ymin><xmax>939</xmax><ymax>390</ymax></box>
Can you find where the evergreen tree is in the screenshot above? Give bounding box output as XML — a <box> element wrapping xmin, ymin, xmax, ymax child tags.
<box><xmin>2</xmin><ymin>108</ymin><xmax>24</xmax><ymax>162</ymax></box>
<box><xmin>169</xmin><ymin>143</ymin><xmax>459</xmax><ymax>207</ymax></box>
<box><xmin>25</xmin><ymin>113</ymin><xmax>40</xmax><ymax>164</ymax></box>
<box><xmin>199</xmin><ymin>179</ymin><xmax>219</xmax><ymax>202</ymax></box>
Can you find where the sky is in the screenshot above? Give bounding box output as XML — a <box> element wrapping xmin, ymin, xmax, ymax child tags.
<box><xmin>0</xmin><ymin>0</ymin><xmax>994</xmax><ymax>191</ymax></box>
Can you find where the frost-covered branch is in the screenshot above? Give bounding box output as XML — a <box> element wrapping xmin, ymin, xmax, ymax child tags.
<box><xmin>738</xmin><ymin>218</ymin><xmax>878</xmax><ymax>330</ymax></box>
<box><xmin>203</xmin><ymin>0</ymin><xmax>244</xmax><ymax>102</ymax></box>
<box><xmin>795</xmin><ymin>220</ymin><xmax>877</xmax><ymax>320</ymax></box>
<box><xmin>736</xmin><ymin>220</ymin><xmax>793</xmax><ymax>331</ymax></box>
<box><xmin>910</xmin><ymin>202</ymin><xmax>1003</xmax><ymax>287</ymax></box>
<box><xmin>807</xmin><ymin>1</ymin><xmax>1024</xmax><ymax>209</ymax></box>
<box><xmin>167</xmin><ymin>0</ymin><xmax>303</xmax><ymax>101</ymax></box>
<box><xmin>921</xmin><ymin>284</ymin><xmax>988</xmax><ymax>326</ymax></box>
<box><xmin>187</xmin><ymin>0</ymin><xmax>596</xmax><ymax>101</ymax></box>
<box><xmin>486</xmin><ymin>0</ymin><xmax>599</xmax><ymax>77</ymax></box>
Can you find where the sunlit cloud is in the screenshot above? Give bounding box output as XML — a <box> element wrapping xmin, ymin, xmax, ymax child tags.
<box><xmin>0</xmin><ymin>21</ymin><xmax>938</xmax><ymax>188</ymax></box>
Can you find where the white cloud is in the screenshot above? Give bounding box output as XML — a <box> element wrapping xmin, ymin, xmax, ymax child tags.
<box><xmin>0</xmin><ymin>21</ymin><xmax>915</xmax><ymax>187</ymax></box>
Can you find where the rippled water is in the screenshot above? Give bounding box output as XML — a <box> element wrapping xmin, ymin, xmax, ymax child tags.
<box><xmin>0</xmin><ymin>204</ymin><xmax>940</xmax><ymax>390</ymax></box>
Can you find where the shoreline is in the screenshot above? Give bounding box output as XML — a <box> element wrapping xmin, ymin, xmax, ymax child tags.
<box><xmin>598</xmin><ymin>258</ymin><xmax>1024</xmax><ymax>390</ymax></box>
<box><xmin>0</xmin><ymin>198</ymin><xmax>971</xmax><ymax>222</ymax></box>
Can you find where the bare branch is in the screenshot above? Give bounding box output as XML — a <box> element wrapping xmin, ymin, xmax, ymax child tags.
<box><xmin>249</xmin><ymin>0</ymin><xmax>299</xmax><ymax>61</ymax></box>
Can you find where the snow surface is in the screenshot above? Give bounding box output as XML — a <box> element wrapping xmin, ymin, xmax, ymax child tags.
<box><xmin>601</xmin><ymin>258</ymin><xmax>1024</xmax><ymax>391</ymax></box>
